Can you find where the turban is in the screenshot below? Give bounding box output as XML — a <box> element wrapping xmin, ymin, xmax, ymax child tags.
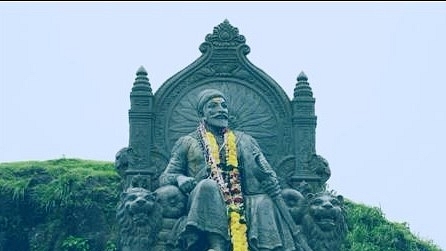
<box><xmin>196</xmin><ymin>89</ymin><xmax>227</xmax><ymax>116</ymax></box>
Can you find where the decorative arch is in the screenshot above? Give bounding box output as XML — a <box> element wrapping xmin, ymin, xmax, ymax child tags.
<box><xmin>153</xmin><ymin>20</ymin><xmax>294</xmax><ymax>168</ymax></box>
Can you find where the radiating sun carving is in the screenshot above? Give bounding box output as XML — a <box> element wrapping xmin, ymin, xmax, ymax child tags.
<box><xmin>166</xmin><ymin>83</ymin><xmax>280</xmax><ymax>158</ymax></box>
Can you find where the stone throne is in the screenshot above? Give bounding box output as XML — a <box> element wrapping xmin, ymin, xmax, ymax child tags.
<box><xmin>116</xmin><ymin>20</ymin><xmax>343</xmax><ymax>251</ymax></box>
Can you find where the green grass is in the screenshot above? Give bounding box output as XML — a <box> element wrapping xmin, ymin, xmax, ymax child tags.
<box><xmin>0</xmin><ymin>158</ymin><xmax>119</xmax><ymax>210</ymax></box>
<box><xmin>342</xmin><ymin>199</ymin><xmax>442</xmax><ymax>251</ymax></box>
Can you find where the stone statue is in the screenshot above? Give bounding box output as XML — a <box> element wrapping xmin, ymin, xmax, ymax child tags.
<box><xmin>300</xmin><ymin>191</ymin><xmax>347</xmax><ymax>251</ymax></box>
<box><xmin>115</xmin><ymin>20</ymin><xmax>348</xmax><ymax>251</ymax></box>
<box><xmin>280</xmin><ymin>189</ymin><xmax>348</xmax><ymax>251</ymax></box>
<box><xmin>116</xmin><ymin>187</ymin><xmax>162</xmax><ymax>251</ymax></box>
<box><xmin>159</xmin><ymin>89</ymin><xmax>303</xmax><ymax>251</ymax></box>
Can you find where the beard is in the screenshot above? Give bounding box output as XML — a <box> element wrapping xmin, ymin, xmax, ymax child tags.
<box><xmin>205</xmin><ymin>117</ymin><xmax>228</xmax><ymax>130</ymax></box>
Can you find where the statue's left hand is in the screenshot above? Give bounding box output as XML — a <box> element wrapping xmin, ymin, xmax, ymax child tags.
<box><xmin>262</xmin><ymin>179</ymin><xmax>281</xmax><ymax>198</ymax></box>
<box><xmin>177</xmin><ymin>175</ymin><xmax>197</xmax><ymax>194</ymax></box>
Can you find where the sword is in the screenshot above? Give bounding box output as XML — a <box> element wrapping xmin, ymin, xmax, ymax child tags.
<box><xmin>254</xmin><ymin>151</ymin><xmax>312</xmax><ymax>251</ymax></box>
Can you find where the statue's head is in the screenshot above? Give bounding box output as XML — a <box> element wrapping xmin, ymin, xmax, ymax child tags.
<box><xmin>197</xmin><ymin>89</ymin><xmax>229</xmax><ymax>130</ymax></box>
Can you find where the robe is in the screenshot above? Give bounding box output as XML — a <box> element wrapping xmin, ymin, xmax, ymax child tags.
<box><xmin>159</xmin><ymin>130</ymin><xmax>297</xmax><ymax>251</ymax></box>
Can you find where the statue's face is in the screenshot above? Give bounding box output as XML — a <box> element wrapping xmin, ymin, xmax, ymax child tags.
<box><xmin>202</xmin><ymin>97</ymin><xmax>229</xmax><ymax>129</ymax></box>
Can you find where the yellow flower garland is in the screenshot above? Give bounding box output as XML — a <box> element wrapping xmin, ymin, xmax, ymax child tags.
<box><xmin>198</xmin><ymin>123</ymin><xmax>248</xmax><ymax>251</ymax></box>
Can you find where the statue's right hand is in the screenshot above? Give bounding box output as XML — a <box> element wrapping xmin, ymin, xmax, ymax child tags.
<box><xmin>176</xmin><ymin>175</ymin><xmax>197</xmax><ymax>194</ymax></box>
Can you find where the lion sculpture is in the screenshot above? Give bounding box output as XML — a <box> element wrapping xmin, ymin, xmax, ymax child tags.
<box><xmin>116</xmin><ymin>187</ymin><xmax>162</xmax><ymax>251</ymax></box>
<box><xmin>282</xmin><ymin>189</ymin><xmax>347</xmax><ymax>251</ymax></box>
<box><xmin>301</xmin><ymin>191</ymin><xmax>348</xmax><ymax>251</ymax></box>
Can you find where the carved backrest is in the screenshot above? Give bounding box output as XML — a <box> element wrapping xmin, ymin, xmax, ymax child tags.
<box><xmin>126</xmin><ymin>20</ymin><xmax>325</xmax><ymax>193</ymax></box>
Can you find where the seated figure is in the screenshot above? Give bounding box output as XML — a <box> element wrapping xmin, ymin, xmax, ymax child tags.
<box><xmin>159</xmin><ymin>88</ymin><xmax>303</xmax><ymax>251</ymax></box>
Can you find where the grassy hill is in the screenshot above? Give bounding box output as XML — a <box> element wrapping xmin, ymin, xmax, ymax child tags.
<box><xmin>0</xmin><ymin>158</ymin><xmax>441</xmax><ymax>251</ymax></box>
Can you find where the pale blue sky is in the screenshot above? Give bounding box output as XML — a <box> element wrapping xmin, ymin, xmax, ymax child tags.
<box><xmin>1</xmin><ymin>2</ymin><xmax>445</xmax><ymax>249</ymax></box>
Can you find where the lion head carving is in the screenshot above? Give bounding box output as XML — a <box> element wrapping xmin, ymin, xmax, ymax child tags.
<box><xmin>282</xmin><ymin>188</ymin><xmax>307</xmax><ymax>225</ymax></box>
<box><xmin>309</xmin><ymin>154</ymin><xmax>331</xmax><ymax>184</ymax></box>
<box><xmin>301</xmin><ymin>191</ymin><xmax>347</xmax><ymax>251</ymax></box>
<box><xmin>116</xmin><ymin>187</ymin><xmax>162</xmax><ymax>251</ymax></box>
<box><xmin>155</xmin><ymin>185</ymin><xmax>187</xmax><ymax>218</ymax></box>
<box><xmin>115</xmin><ymin>147</ymin><xmax>135</xmax><ymax>178</ymax></box>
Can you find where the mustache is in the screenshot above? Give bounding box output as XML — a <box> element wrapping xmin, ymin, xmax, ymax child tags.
<box><xmin>211</xmin><ymin>113</ymin><xmax>228</xmax><ymax>119</ymax></box>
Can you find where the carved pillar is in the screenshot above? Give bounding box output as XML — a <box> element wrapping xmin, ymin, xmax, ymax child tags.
<box><xmin>128</xmin><ymin>66</ymin><xmax>155</xmax><ymax>190</ymax></box>
<box><xmin>290</xmin><ymin>72</ymin><xmax>319</xmax><ymax>188</ymax></box>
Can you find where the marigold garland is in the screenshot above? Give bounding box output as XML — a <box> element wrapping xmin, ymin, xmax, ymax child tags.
<box><xmin>197</xmin><ymin>122</ymin><xmax>248</xmax><ymax>251</ymax></box>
